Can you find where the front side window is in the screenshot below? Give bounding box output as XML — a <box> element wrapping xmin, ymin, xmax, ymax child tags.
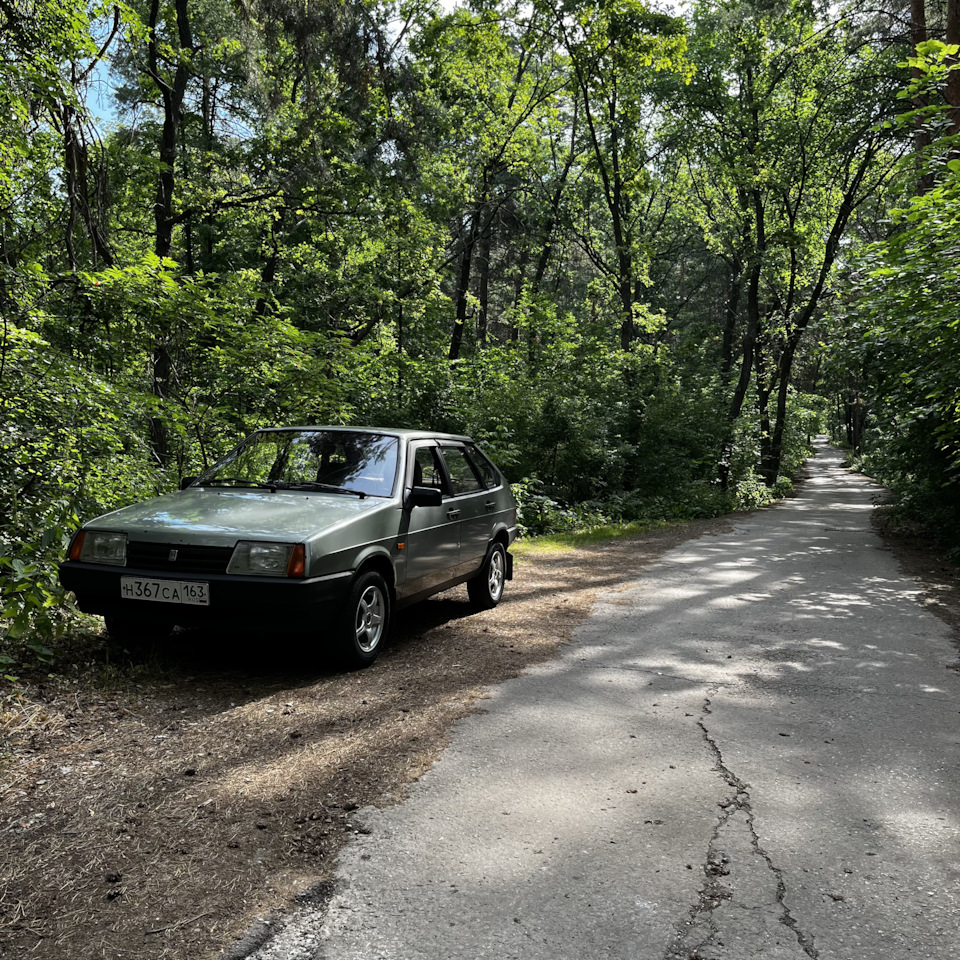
<box><xmin>412</xmin><ymin>446</ymin><xmax>446</xmax><ymax>491</ymax></box>
<box><xmin>198</xmin><ymin>430</ymin><xmax>400</xmax><ymax>497</ymax></box>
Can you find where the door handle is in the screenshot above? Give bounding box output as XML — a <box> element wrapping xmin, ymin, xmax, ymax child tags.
<box><xmin>485</xmin><ymin>500</ymin><xmax>496</xmax><ymax>511</ymax></box>
<box><xmin>447</xmin><ymin>509</ymin><xmax>461</xmax><ymax>520</ymax></box>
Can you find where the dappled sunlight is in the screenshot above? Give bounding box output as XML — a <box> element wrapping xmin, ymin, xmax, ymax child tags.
<box><xmin>290</xmin><ymin>443</ymin><xmax>960</xmax><ymax>960</ymax></box>
<box><xmin>350</xmin><ymin>677</ymin><xmax>720</xmax><ymax>898</ymax></box>
<box><xmin>884</xmin><ymin>807</ymin><xmax>960</xmax><ymax>857</ymax></box>
<box><xmin>807</xmin><ymin>637</ymin><xmax>847</xmax><ymax>650</ymax></box>
<box><xmin>475</xmin><ymin>441</ymin><xmax>960</xmax><ymax>867</ymax></box>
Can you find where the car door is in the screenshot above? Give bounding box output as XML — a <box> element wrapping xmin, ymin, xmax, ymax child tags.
<box><xmin>399</xmin><ymin>442</ymin><xmax>461</xmax><ymax>600</ymax></box>
<box><xmin>438</xmin><ymin>443</ymin><xmax>492</xmax><ymax>575</ymax></box>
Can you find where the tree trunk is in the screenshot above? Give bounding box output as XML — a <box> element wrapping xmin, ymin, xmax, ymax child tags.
<box><xmin>717</xmin><ymin>68</ymin><xmax>765</xmax><ymax>488</ymax></box>
<box><xmin>200</xmin><ymin>74</ymin><xmax>216</xmax><ymax>268</ymax></box>
<box><xmin>763</xmin><ymin>148</ymin><xmax>876</xmax><ymax>482</ymax></box>
<box><xmin>716</xmin><ymin>260</ymin><xmax>758</xmax><ymax>490</ymax></box>
<box><xmin>148</xmin><ymin>0</ymin><xmax>192</xmax><ymax>259</ymax></box>
<box><xmin>947</xmin><ymin>0</ymin><xmax>960</xmax><ymax>135</ymax></box>
<box><xmin>146</xmin><ymin>0</ymin><xmax>194</xmax><ymax>465</ymax></box>
<box><xmin>476</xmin><ymin>221</ymin><xmax>491</xmax><ymax>347</ymax></box>
<box><xmin>755</xmin><ymin>341</ymin><xmax>777</xmax><ymax>486</ymax></box>
<box><xmin>617</xmin><ymin>247</ymin><xmax>634</xmax><ymax>350</ymax></box>
<box><xmin>509</xmin><ymin>247</ymin><xmax>529</xmax><ymax>343</ymax></box>
<box><xmin>766</xmin><ymin>339</ymin><xmax>799</xmax><ymax>485</ymax></box>
<box><xmin>449</xmin><ymin>213</ymin><xmax>477</xmax><ymax>361</ymax></box>
<box><xmin>847</xmin><ymin>388</ymin><xmax>866</xmax><ymax>453</ymax></box>
<box><xmin>532</xmin><ymin>102</ymin><xmax>577</xmax><ymax>296</ymax></box>
<box><xmin>911</xmin><ymin>0</ymin><xmax>934</xmax><ymax>190</ymax></box>
<box><xmin>720</xmin><ymin>261</ymin><xmax>743</xmax><ymax>378</ymax></box>
<box><xmin>62</xmin><ymin>103</ymin><xmax>79</xmax><ymax>273</ymax></box>
<box><xmin>255</xmin><ymin>210</ymin><xmax>283</xmax><ymax>319</ymax></box>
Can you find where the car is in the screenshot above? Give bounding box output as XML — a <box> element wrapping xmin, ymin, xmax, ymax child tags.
<box><xmin>59</xmin><ymin>426</ymin><xmax>518</xmax><ymax>667</ymax></box>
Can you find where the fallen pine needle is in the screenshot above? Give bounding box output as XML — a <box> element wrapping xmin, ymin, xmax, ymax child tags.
<box><xmin>145</xmin><ymin>913</ymin><xmax>211</xmax><ymax>936</ymax></box>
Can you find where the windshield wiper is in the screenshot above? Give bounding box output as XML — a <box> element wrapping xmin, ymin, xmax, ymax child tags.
<box><xmin>202</xmin><ymin>478</ymin><xmax>279</xmax><ymax>491</ymax></box>
<box><xmin>275</xmin><ymin>480</ymin><xmax>367</xmax><ymax>498</ymax></box>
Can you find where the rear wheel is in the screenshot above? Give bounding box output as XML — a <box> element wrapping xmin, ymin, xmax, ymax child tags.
<box><xmin>467</xmin><ymin>541</ymin><xmax>507</xmax><ymax>610</ymax></box>
<box><xmin>338</xmin><ymin>570</ymin><xmax>390</xmax><ymax>669</ymax></box>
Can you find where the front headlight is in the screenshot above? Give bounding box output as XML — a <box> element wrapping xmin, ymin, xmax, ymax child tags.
<box><xmin>227</xmin><ymin>541</ymin><xmax>305</xmax><ymax>577</ymax></box>
<box><xmin>72</xmin><ymin>531</ymin><xmax>127</xmax><ymax>566</ymax></box>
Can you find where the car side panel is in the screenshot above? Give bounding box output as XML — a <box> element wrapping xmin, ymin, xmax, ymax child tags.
<box><xmin>398</xmin><ymin>443</ymin><xmax>460</xmax><ymax>600</ymax></box>
<box><xmin>439</xmin><ymin>444</ymin><xmax>515</xmax><ymax>574</ymax></box>
<box><xmin>400</xmin><ymin>503</ymin><xmax>460</xmax><ymax>598</ymax></box>
<box><xmin>455</xmin><ymin>489</ymin><xmax>496</xmax><ymax>570</ymax></box>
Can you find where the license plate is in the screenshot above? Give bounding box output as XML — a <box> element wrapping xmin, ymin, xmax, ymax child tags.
<box><xmin>120</xmin><ymin>577</ymin><xmax>210</xmax><ymax>606</ymax></box>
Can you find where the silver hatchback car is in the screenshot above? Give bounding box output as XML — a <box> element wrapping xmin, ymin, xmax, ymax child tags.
<box><xmin>59</xmin><ymin>427</ymin><xmax>518</xmax><ymax>667</ymax></box>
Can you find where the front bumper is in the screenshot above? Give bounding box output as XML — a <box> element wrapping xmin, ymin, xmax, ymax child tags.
<box><xmin>58</xmin><ymin>560</ymin><xmax>353</xmax><ymax>628</ymax></box>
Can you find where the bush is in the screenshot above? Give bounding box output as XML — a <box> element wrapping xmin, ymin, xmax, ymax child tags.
<box><xmin>0</xmin><ymin>325</ymin><xmax>156</xmax><ymax>674</ymax></box>
<box><xmin>512</xmin><ymin>478</ymin><xmax>611</xmax><ymax>538</ymax></box>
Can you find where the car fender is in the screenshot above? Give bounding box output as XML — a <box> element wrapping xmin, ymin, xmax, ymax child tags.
<box><xmin>351</xmin><ymin>543</ymin><xmax>399</xmax><ymax>589</ymax></box>
<box><xmin>489</xmin><ymin>519</ymin><xmax>517</xmax><ymax>547</ymax></box>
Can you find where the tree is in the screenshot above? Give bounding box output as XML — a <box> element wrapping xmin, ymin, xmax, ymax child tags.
<box><xmin>539</xmin><ymin>0</ymin><xmax>691</xmax><ymax>348</ymax></box>
<box><xmin>409</xmin><ymin>3</ymin><xmax>570</xmax><ymax>360</ymax></box>
<box><xmin>833</xmin><ymin>40</ymin><xmax>960</xmax><ymax>521</ymax></box>
<box><xmin>666</xmin><ymin>0</ymin><xmax>901</xmax><ymax>486</ymax></box>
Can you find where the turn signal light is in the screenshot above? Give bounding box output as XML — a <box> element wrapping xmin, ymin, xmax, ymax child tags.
<box><xmin>68</xmin><ymin>531</ymin><xmax>86</xmax><ymax>561</ymax></box>
<box><xmin>286</xmin><ymin>543</ymin><xmax>306</xmax><ymax>578</ymax></box>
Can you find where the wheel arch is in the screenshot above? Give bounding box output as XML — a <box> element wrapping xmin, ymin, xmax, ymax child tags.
<box><xmin>354</xmin><ymin>548</ymin><xmax>397</xmax><ymax>598</ymax></box>
<box><xmin>490</xmin><ymin>521</ymin><xmax>514</xmax><ymax>552</ymax></box>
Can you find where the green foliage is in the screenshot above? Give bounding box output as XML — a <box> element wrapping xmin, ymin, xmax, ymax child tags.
<box><xmin>0</xmin><ymin>324</ymin><xmax>153</xmax><ymax>672</ymax></box>
<box><xmin>851</xmin><ymin>166</ymin><xmax>960</xmax><ymax>478</ymax></box>
<box><xmin>512</xmin><ymin>477</ymin><xmax>612</xmax><ymax>538</ymax></box>
<box><xmin>663</xmin><ymin>0</ymin><xmax>899</xmax><ymax>485</ymax></box>
<box><xmin>0</xmin><ymin>503</ymin><xmax>74</xmax><ymax>673</ymax></box>
<box><xmin>828</xmin><ymin>40</ymin><xmax>960</xmax><ymax>549</ymax></box>
<box><xmin>0</xmin><ymin>0</ymin><xmax>94</xmax><ymax>209</ymax></box>
<box><xmin>0</xmin><ymin>0</ymin><xmax>894</xmax><ymax>670</ymax></box>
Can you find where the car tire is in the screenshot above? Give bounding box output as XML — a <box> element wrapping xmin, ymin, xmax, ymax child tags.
<box><xmin>467</xmin><ymin>541</ymin><xmax>507</xmax><ymax>611</ymax></box>
<box><xmin>104</xmin><ymin>616</ymin><xmax>171</xmax><ymax>652</ymax></box>
<box><xmin>338</xmin><ymin>570</ymin><xmax>390</xmax><ymax>669</ymax></box>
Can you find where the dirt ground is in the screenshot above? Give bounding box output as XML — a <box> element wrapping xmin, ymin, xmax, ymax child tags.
<box><xmin>1</xmin><ymin>501</ymin><xmax>958</xmax><ymax>960</ymax></box>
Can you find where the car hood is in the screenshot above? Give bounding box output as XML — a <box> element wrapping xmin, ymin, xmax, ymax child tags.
<box><xmin>86</xmin><ymin>488</ymin><xmax>391</xmax><ymax>545</ymax></box>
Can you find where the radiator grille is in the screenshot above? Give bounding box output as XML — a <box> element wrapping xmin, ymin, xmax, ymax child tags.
<box><xmin>127</xmin><ymin>541</ymin><xmax>234</xmax><ymax>575</ymax></box>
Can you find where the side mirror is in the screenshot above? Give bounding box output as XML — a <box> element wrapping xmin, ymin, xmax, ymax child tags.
<box><xmin>408</xmin><ymin>485</ymin><xmax>442</xmax><ymax>508</ymax></box>
<box><xmin>180</xmin><ymin>476</ymin><xmax>198</xmax><ymax>490</ymax></box>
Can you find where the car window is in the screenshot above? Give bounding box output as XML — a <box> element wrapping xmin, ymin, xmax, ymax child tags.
<box><xmin>278</xmin><ymin>432</ymin><xmax>399</xmax><ymax>495</ymax></box>
<box><xmin>199</xmin><ymin>430</ymin><xmax>399</xmax><ymax>497</ymax></box>
<box><xmin>441</xmin><ymin>447</ymin><xmax>484</xmax><ymax>495</ymax></box>
<box><xmin>412</xmin><ymin>446</ymin><xmax>446</xmax><ymax>491</ymax></box>
<box><xmin>466</xmin><ymin>445</ymin><xmax>500</xmax><ymax>488</ymax></box>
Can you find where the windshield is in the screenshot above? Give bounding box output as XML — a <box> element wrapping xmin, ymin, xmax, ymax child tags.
<box><xmin>197</xmin><ymin>430</ymin><xmax>400</xmax><ymax>498</ymax></box>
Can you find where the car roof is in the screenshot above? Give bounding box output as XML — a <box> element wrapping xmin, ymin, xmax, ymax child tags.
<box><xmin>257</xmin><ymin>426</ymin><xmax>473</xmax><ymax>443</ymax></box>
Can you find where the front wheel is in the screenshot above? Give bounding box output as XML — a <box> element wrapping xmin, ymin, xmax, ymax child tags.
<box><xmin>337</xmin><ymin>570</ymin><xmax>391</xmax><ymax>669</ymax></box>
<box><xmin>467</xmin><ymin>542</ymin><xmax>507</xmax><ymax>611</ymax></box>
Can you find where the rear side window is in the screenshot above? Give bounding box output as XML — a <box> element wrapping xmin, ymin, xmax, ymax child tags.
<box><xmin>441</xmin><ymin>447</ymin><xmax>484</xmax><ymax>495</ymax></box>
<box><xmin>466</xmin><ymin>445</ymin><xmax>500</xmax><ymax>488</ymax></box>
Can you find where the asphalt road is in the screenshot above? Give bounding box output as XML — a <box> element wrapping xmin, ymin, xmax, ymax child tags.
<box><xmin>245</xmin><ymin>441</ymin><xmax>960</xmax><ymax>960</ymax></box>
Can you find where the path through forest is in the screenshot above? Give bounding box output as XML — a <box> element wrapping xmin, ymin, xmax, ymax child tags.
<box><xmin>242</xmin><ymin>442</ymin><xmax>960</xmax><ymax>960</ymax></box>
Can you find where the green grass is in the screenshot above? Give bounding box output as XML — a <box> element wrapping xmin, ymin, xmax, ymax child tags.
<box><xmin>513</xmin><ymin>518</ymin><xmax>672</xmax><ymax>556</ymax></box>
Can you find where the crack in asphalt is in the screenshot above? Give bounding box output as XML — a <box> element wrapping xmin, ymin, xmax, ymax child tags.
<box><xmin>664</xmin><ymin>696</ymin><xmax>819</xmax><ymax>960</ymax></box>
